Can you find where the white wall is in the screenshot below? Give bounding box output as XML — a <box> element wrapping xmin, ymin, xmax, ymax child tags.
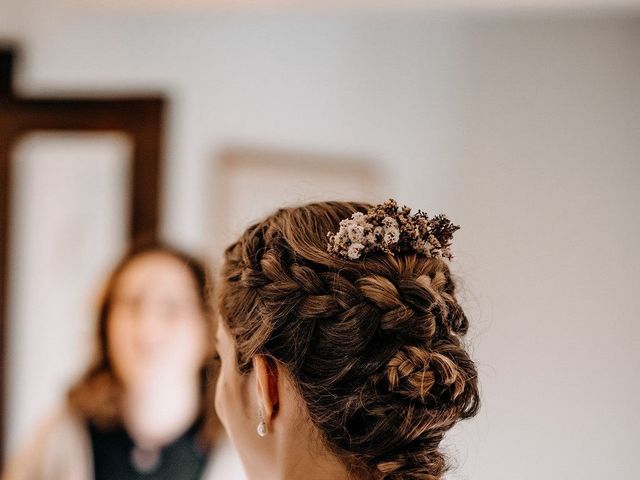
<box><xmin>2</xmin><ymin>3</ymin><xmax>639</xmax><ymax>479</ymax></box>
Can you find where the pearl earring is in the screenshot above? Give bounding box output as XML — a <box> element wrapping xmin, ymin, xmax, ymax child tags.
<box><xmin>257</xmin><ymin>408</ymin><xmax>267</xmax><ymax>437</ymax></box>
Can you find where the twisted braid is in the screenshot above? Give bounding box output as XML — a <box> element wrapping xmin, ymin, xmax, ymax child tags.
<box><xmin>219</xmin><ymin>201</ymin><xmax>480</xmax><ymax>480</ymax></box>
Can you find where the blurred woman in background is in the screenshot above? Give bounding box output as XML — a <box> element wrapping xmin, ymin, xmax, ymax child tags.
<box><xmin>4</xmin><ymin>242</ymin><xmax>241</xmax><ymax>480</ymax></box>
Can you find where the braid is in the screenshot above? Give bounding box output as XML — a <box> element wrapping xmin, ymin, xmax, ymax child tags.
<box><xmin>219</xmin><ymin>201</ymin><xmax>480</xmax><ymax>479</ymax></box>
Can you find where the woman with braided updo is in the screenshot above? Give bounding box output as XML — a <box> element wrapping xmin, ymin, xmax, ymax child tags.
<box><xmin>213</xmin><ymin>200</ymin><xmax>480</xmax><ymax>480</ymax></box>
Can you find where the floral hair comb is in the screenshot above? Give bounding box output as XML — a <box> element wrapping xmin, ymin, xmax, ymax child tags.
<box><xmin>326</xmin><ymin>199</ymin><xmax>460</xmax><ymax>261</ymax></box>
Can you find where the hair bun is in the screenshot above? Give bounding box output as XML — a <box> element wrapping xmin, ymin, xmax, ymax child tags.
<box><xmin>385</xmin><ymin>345</ymin><xmax>465</xmax><ymax>405</ymax></box>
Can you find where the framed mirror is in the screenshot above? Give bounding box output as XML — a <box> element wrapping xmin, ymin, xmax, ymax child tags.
<box><xmin>0</xmin><ymin>47</ymin><xmax>165</xmax><ymax>463</ymax></box>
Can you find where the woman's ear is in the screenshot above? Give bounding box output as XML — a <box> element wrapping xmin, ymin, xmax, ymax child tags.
<box><xmin>252</xmin><ymin>355</ymin><xmax>280</xmax><ymax>424</ymax></box>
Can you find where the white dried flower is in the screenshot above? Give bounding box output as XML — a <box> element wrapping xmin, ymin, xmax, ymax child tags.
<box><xmin>383</xmin><ymin>226</ymin><xmax>400</xmax><ymax>245</ymax></box>
<box><xmin>346</xmin><ymin>223</ymin><xmax>365</xmax><ymax>243</ymax></box>
<box><xmin>427</xmin><ymin>234</ymin><xmax>441</xmax><ymax>249</ymax></box>
<box><xmin>413</xmin><ymin>238</ymin><xmax>430</xmax><ymax>255</ymax></box>
<box><xmin>347</xmin><ymin>243</ymin><xmax>365</xmax><ymax>260</ymax></box>
<box><xmin>382</xmin><ymin>216</ymin><xmax>398</xmax><ymax>229</ymax></box>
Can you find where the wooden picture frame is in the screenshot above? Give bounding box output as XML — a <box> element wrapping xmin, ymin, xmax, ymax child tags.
<box><xmin>208</xmin><ymin>146</ymin><xmax>380</xmax><ymax>266</ymax></box>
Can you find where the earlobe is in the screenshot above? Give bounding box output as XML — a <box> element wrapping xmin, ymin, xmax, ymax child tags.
<box><xmin>252</xmin><ymin>355</ymin><xmax>280</xmax><ymax>425</ymax></box>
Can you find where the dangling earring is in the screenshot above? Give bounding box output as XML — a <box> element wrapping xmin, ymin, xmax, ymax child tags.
<box><xmin>257</xmin><ymin>408</ymin><xmax>267</xmax><ymax>437</ymax></box>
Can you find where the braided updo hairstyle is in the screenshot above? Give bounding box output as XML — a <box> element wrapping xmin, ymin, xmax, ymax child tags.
<box><xmin>218</xmin><ymin>201</ymin><xmax>480</xmax><ymax>480</ymax></box>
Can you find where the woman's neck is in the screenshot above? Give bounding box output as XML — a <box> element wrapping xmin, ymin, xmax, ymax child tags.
<box><xmin>121</xmin><ymin>376</ymin><xmax>201</xmax><ymax>449</ymax></box>
<box><xmin>280</xmin><ymin>458</ymin><xmax>355</xmax><ymax>480</ymax></box>
<box><xmin>271</xmin><ymin>427</ymin><xmax>358</xmax><ymax>480</ymax></box>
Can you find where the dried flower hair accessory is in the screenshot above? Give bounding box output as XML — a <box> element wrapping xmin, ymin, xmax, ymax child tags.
<box><xmin>326</xmin><ymin>199</ymin><xmax>459</xmax><ymax>261</ymax></box>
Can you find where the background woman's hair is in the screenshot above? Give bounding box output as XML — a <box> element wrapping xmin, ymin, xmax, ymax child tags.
<box><xmin>67</xmin><ymin>240</ymin><xmax>221</xmax><ymax>446</ymax></box>
<box><xmin>218</xmin><ymin>201</ymin><xmax>480</xmax><ymax>480</ymax></box>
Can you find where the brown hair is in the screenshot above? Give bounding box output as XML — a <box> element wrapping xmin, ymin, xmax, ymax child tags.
<box><xmin>67</xmin><ymin>240</ymin><xmax>221</xmax><ymax>446</ymax></box>
<box><xmin>218</xmin><ymin>201</ymin><xmax>480</xmax><ymax>480</ymax></box>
